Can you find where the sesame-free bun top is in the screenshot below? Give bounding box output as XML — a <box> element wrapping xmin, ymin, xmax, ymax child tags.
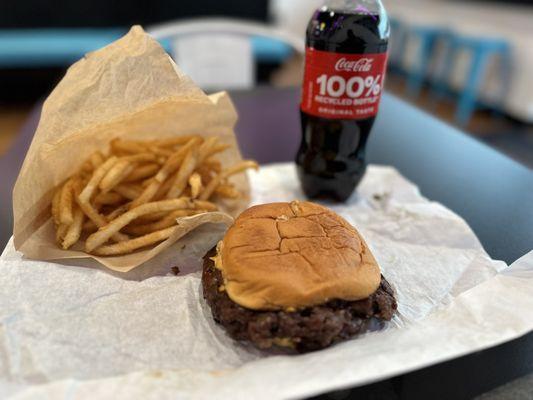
<box><xmin>214</xmin><ymin>201</ymin><xmax>382</xmax><ymax>310</ymax></box>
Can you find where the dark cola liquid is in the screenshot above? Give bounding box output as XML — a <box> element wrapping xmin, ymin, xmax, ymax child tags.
<box><xmin>296</xmin><ymin>9</ymin><xmax>388</xmax><ymax>201</ymax></box>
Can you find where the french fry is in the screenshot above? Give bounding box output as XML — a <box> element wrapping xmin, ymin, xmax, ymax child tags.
<box><xmin>79</xmin><ymin>157</ymin><xmax>118</xmax><ymax>203</ymax></box>
<box><xmin>123</xmin><ymin>163</ymin><xmax>159</xmax><ymax>182</ymax></box>
<box><xmin>92</xmin><ymin>226</ymin><xmax>178</xmax><ymax>256</ymax></box>
<box><xmin>130</xmin><ymin>137</ymin><xmax>201</xmax><ymax>208</ymax></box>
<box><xmin>79</xmin><ymin>160</ymin><xmax>94</xmax><ymax>174</ymax></box>
<box><xmin>166</xmin><ymin>148</ymin><xmax>198</xmax><ymax>199</ymax></box>
<box><xmin>85</xmin><ymin>198</ymin><xmax>193</xmax><ymax>252</ymax></box>
<box><xmin>82</xmin><ymin>219</ymin><xmax>98</xmax><ymax>233</ymax></box>
<box><xmin>197</xmin><ymin>137</ymin><xmax>219</xmax><ymax>161</ymax></box>
<box><xmin>189</xmin><ymin>173</ymin><xmax>202</xmax><ymax>199</ymax></box>
<box><xmin>214</xmin><ymin>184</ymin><xmax>240</xmax><ymax>199</ymax></box>
<box><xmin>203</xmin><ymin>159</ymin><xmax>222</xmax><ymax>173</ymax></box>
<box><xmin>132</xmin><ymin>201</ymin><xmax>211</xmax><ymax>224</ymax></box>
<box><xmin>192</xmin><ymin>200</ymin><xmax>218</xmax><ymax>211</ymax></box>
<box><xmin>94</xmin><ymin>192</ymin><xmax>124</xmax><ymax>206</ymax></box>
<box><xmin>130</xmin><ymin>203</ymin><xmax>212</xmax><ymax>225</ymax></box>
<box><xmin>76</xmin><ymin>156</ymin><xmax>129</xmax><ymax>244</ymax></box>
<box><xmin>123</xmin><ymin>153</ymin><xmax>158</xmax><ymax>163</ymax></box>
<box><xmin>99</xmin><ymin>160</ymin><xmax>134</xmax><ymax>193</ymax></box>
<box><xmin>114</xmin><ymin>184</ymin><xmax>142</xmax><ymax>200</ymax></box>
<box><xmin>123</xmin><ymin>209</ymin><xmax>200</xmax><ymax>235</ymax></box>
<box><xmin>202</xmin><ymin>143</ymin><xmax>231</xmax><ymax>160</ymax></box>
<box><xmin>75</xmin><ymin>196</ymin><xmax>129</xmax><ymax>242</ymax></box>
<box><xmin>56</xmin><ymin>223</ymin><xmax>69</xmax><ymax>244</ymax></box>
<box><xmin>59</xmin><ymin>178</ymin><xmax>76</xmax><ymax>225</ymax></box>
<box><xmin>141</xmin><ymin>177</ymin><xmax>152</xmax><ymax>187</ymax></box>
<box><xmin>133</xmin><ymin>201</ymin><xmax>212</xmax><ymax>224</ymax></box>
<box><xmin>130</xmin><ymin>181</ymin><xmax>161</xmax><ymax>209</ymax></box>
<box><xmin>50</xmin><ymin>135</ymin><xmax>257</xmax><ymax>255</ymax></box>
<box><xmin>134</xmin><ymin>210</ymin><xmax>171</xmax><ymax>224</ymax></box>
<box><xmin>199</xmin><ymin>160</ymin><xmax>258</xmax><ymax>200</ymax></box>
<box><xmin>105</xmin><ymin>204</ymin><xmax>129</xmax><ymax>221</ymax></box>
<box><xmin>153</xmin><ymin>176</ymin><xmax>173</xmax><ymax>200</ymax></box>
<box><xmin>51</xmin><ymin>187</ymin><xmax>62</xmax><ymax>225</ymax></box>
<box><xmin>110</xmin><ymin>139</ymin><xmax>146</xmax><ymax>154</ymax></box>
<box><xmin>195</xmin><ymin>165</ymin><xmax>214</xmax><ymax>186</ymax></box>
<box><xmin>148</xmin><ymin>135</ymin><xmax>202</xmax><ymax>147</ymax></box>
<box><xmin>148</xmin><ymin>146</ymin><xmax>173</xmax><ymax>157</ymax></box>
<box><xmin>62</xmin><ymin>206</ymin><xmax>85</xmax><ymax>249</ymax></box>
<box><xmin>90</xmin><ymin>151</ymin><xmax>105</xmax><ymax>169</ymax></box>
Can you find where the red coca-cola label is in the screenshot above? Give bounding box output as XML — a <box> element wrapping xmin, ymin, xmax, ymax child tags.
<box><xmin>301</xmin><ymin>48</ymin><xmax>388</xmax><ymax>120</ymax></box>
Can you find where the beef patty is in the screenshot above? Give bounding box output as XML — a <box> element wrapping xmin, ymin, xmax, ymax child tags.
<box><xmin>202</xmin><ymin>247</ymin><xmax>397</xmax><ymax>352</ymax></box>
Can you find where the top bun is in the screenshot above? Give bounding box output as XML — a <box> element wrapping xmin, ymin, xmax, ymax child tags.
<box><xmin>215</xmin><ymin>201</ymin><xmax>381</xmax><ymax>310</ymax></box>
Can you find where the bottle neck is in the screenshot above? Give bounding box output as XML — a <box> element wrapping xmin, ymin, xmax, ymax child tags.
<box><xmin>324</xmin><ymin>0</ymin><xmax>385</xmax><ymax>15</ymax></box>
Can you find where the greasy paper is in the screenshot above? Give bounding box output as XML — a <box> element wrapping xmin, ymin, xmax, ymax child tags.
<box><xmin>1</xmin><ymin>164</ymin><xmax>532</xmax><ymax>400</ymax></box>
<box><xmin>12</xmin><ymin>26</ymin><xmax>248</xmax><ymax>273</ymax></box>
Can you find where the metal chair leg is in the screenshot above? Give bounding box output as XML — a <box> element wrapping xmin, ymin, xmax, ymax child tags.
<box><xmin>407</xmin><ymin>32</ymin><xmax>436</xmax><ymax>97</ymax></box>
<box><xmin>429</xmin><ymin>35</ymin><xmax>455</xmax><ymax>106</ymax></box>
<box><xmin>455</xmin><ymin>49</ymin><xmax>491</xmax><ymax>126</ymax></box>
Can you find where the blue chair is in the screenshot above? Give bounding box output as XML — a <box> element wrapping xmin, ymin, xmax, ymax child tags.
<box><xmin>147</xmin><ymin>18</ymin><xmax>302</xmax><ymax>90</ymax></box>
<box><xmin>404</xmin><ymin>25</ymin><xmax>450</xmax><ymax>97</ymax></box>
<box><xmin>388</xmin><ymin>17</ymin><xmax>408</xmax><ymax>71</ymax></box>
<box><xmin>430</xmin><ymin>33</ymin><xmax>510</xmax><ymax>125</ymax></box>
<box><xmin>0</xmin><ymin>26</ymin><xmax>296</xmax><ymax>69</ymax></box>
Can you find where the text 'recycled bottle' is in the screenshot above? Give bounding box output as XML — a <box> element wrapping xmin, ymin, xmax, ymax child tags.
<box><xmin>296</xmin><ymin>0</ymin><xmax>390</xmax><ymax>201</ymax></box>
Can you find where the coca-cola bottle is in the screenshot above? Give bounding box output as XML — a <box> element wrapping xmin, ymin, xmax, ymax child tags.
<box><xmin>296</xmin><ymin>0</ymin><xmax>389</xmax><ymax>201</ymax></box>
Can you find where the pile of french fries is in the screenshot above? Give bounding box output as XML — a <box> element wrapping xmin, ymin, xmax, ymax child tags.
<box><xmin>51</xmin><ymin>135</ymin><xmax>258</xmax><ymax>256</ymax></box>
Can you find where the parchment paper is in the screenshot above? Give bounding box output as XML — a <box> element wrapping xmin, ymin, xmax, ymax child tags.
<box><xmin>1</xmin><ymin>163</ymin><xmax>532</xmax><ymax>400</ymax></box>
<box><xmin>12</xmin><ymin>26</ymin><xmax>248</xmax><ymax>273</ymax></box>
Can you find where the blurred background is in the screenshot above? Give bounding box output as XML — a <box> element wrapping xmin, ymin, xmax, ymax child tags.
<box><xmin>0</xmin><ymin>0</ymin><xmax>532</xmax><ymax>247</ymax></box>
<box><xmin>2</xmin><ymin>0</ymin><xmax>533</xmax><ymax>162</ymax></box>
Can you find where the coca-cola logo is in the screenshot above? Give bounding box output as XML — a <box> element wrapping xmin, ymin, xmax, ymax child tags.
<box><xmin>335</xmin><ymin>58</ymin><xmax>373</xmax><ymax>72</ymax></box>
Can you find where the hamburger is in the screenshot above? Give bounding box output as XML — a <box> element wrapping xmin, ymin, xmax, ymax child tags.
<box><xmin>202</xmin><ymin>201</ymin><xmax>396</xmax><ymax>352</ymax></box>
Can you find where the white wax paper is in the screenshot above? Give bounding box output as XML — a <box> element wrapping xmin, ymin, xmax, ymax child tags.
<box><xmin>1</xmin><ymin>163</ymin><xmax>532</xmax><ymax>400</ymax></box>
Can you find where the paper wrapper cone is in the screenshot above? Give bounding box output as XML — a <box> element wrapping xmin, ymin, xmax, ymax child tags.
<box><xmin>12</xmin><ymin>26</ymin><xmax>248</xmax><ymax>273</ymax></box>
